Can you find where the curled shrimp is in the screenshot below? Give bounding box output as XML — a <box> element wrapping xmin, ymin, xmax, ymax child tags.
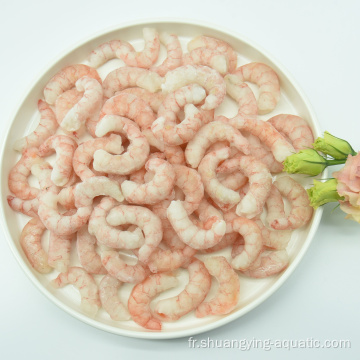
<box><xmin>43</xmin><ymin>64</ymin><xmax>101</xmax><ymax>105</ymax></box>
<box><xmin>195</xmin><ymin>256</ymin><xmax>240</xmax><ymax>317</ymax></box>
<box><xmin>187</xmin><ymin>35</ymin><xmax>238</xmax><ymax>73</ymax></box>
<box><xmin>103</xmin><ymin>67</ymin><xmax>163</xmax><ymax>99</ymax></box>
<box><xmin>231</xmin><ymin>62</ymin><xmax>280</xmax><ymax>114</ymax></box>
<box><xmin>99</xmin><ymin>275</ymin><xmax>131</xmax><ymax>321</ymax></box>
<box><xmin>183</xmin><ymin>48</ymin><xmax>229</xmax><ymax>75</ymax></box>
<box><xmin>167</xmin><ymin>200</ymin><xmax>226</xmax><ymax>250</ymax></box>
<box><xmin>52</xmin><ymin>266</ymin><xmax>101</xmax><ymax>317</ymax></box>
<box><xmin>100</xmin><ymin>93</ymin><xmax>156</xmax><ymax>130</ymax></box>
<box><xmin>128</xmin><ymin>273</ymin><xmax>178</xmax><ymax>330</ymax></box>
<box><xmin>8</xmin><ymin>147</ymin><xmax>42</xmax><ymax>200</ymax></box>
<box><xmin>73</xmin><ymin>134</ymin><xmax>123</xmax><ymax>181</ymax></box>
<box><xmin>20</xmin><ymin>217</ymin><xmax>52</xmax><ymax>274</ymax></box>
<box><xmin>270</xmin><ymin>176</ymin><xmax>313</xmax><ymax>230</ymax></box>
<box><xmin>93</xmin><ymin>115</ymin><xmax>150</xmax><ymax>175</ymax></box>
<box><xmin>218</xmin><ymin>114</ymin><xmax>295</xmax><ymax>163</ymax></box>
<box><xmin>150</xmin><ymin>32</ymin><xmax>183</xmax><ymax>76</ymax></box>
<box><xmin>7</xmin><ymin>196</ymin><xmax>39</xmax><ymax>218</ymax></box>
<box><xmin>217</xmin><ymin>155</ymin><xmax>272</xmax><ymax>219</ymax></box>
<box><xmin>88</xmin><ymin>197</ymin><xmax>144</xmax><ymax>249</ymax></box>
<box><xmin>265</xmin><ymin>185</ymin><xmax>286</xmax><ymax>227</ymax></box>
<box><xmin>267</xmin><ymin>114</ymin><xmax>314</xmax><ymax>151</ymax></box>
<box><xmin>48</xmin><ymin>231</ymin><xmax>73</xmax><ymax>273</ymax></box>
<box><xmin>154</xmin><ymin>259</ymin><xmax>211</xmax><ymax>321</ymax></box>
<box><xmin>13</xmin><ymin>100</ymin><xmax>58</xmax><ymax>152</ymax></box>
<box><xmin>121</xmin><ymin>158</ymin><xmax>176</xmax><ymax>205</ymax></box>
<box><xmin>60</xmin><ymin>77</ymin><xmax>103</xmax><ymax>132</ymax></box>
<box><xmin>198</xmin><ymin>147</ymin><xmax>241</xmax><ymax>210</ymax></box>
<box><xmin>162</xmin><ymin>65</ymin><xmax>226</xmax><ymax>110</ymax></box>
<box><xmin>185</xmin><ymin>121</ymin><xmax>250</xmax><ymax>168</ymax></box>
<box><xmin>100</xmin><ymin>248</ymin><xmax>149</xmax><ymax>284</ymax></box>
<box><xmin>254</xmin><ymin>219</ymin><xmax>291</xmax><ymax>250</ymax></box>
<box><xmin>38</xmin><ymin>135</ymin><xmax>78</xmax><ymax>187</ymax></box>
<box><xmin>230</xmin><ymin>217</ymin><xmax>263</xmax><ymax>271</ymax></box>
<box><xmin>106</xmin><ymin>205</ymin><xmax>163</xmax><ymax>264</ymax></box>
<box><xmin>76</xmin><ymin>226</ymin><xmax>107</xmax><ymax>274</ymax></box>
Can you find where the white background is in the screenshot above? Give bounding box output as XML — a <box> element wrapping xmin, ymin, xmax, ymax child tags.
<box><xmin>1</xmin><ymin>0</ymin><xmax>359</xmax><ymax>359</ymax></box>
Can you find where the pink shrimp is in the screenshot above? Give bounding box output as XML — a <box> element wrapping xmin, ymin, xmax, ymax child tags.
<box><xmin>167</xmin><ymin>200</ymin><xmax>226</xmax><ymax>250</ymax></box>
<box><xmin>102</xmin><ymin>67</ymin><xmax>163</xmax><ymax>99</ymax></box>
<box><xmin>224</xmin><ymin>74</ymin><xmax>258</xmax><ymax>116</ymax></box>
<box><xmin>150</xmin><ymin>32</ymin><xmax>183</xmax><ymax>76</ymax></box>
<box><xmin>55</xmin><ymin>88</ymin><xmax>83</xmax><ymax>124</ymax></box>
<box><xmin>267</xmin><ymin>114</ymin><xmax>314</xmax><ymax>151</ymax></box>
<box><xmin>57</xmin><ymin>186</ymin><xmax>76</xmax><ymax>210</ymax></box>
<box><xmin>100</xmin><ymin>93</ymin><xmax>156</xmax><ymax>130</ymax></box>
<box><xmin>7</xmin><ymin>196</ymin><xmax>39</xmax><ymax>217</ymax></box>
<box><xmin>88</xmin><ymin>197</ymin><xmax>144</xmax><ymax>249</ymax></box>
<box><xmin>60</xmin><ymin>77</ymin><xmax>103</xmax><ymax>132</ymax></box>
<box><xmin>100</xmin><ymin>248</ymin><xmax>149</xmax><ymax>284</ymax></box>
<box><xmin>183</xmin><ymin>48</ymin><xmax>229</xmax><ymax>75</ymax></box>
<box><xmin>265</xmin><ymin>185</ymin><xmax>286</xmax><ymax>227</ymax></box>
<box><xmin>218</xmin><ymin>114</ymin><xmax>295</xmax><ymax>163</ymax></box>
<box><xmin>8</xmin><ymin>147</ymin><xmax>42</xmax><ymax>200</ymax></box>
<box><xmin>52</xmin><ymin>267</ymin><xmax>101</xmax><ymax>317</ymax></box>
<box><xmin>185</xmin><ymin>121</ymin><xmax>250</xmax><ymax>168</ymax></box>
<box><xmin>48</xmin><ymin>231</ymin><xmax>73</xmax><ymax>273</ymax></box>
<box><xmin>128</xmin><ymin>273</ymin><xmax>178</xmax><ymax>330</ymax></box>
<box><xmin>232</xmin><ymin>62</ymin><xmax>280</xmax><ymax>114</ymax></box>
<box><xmin>270</xmin><ymin>176</ymin><xmax>313</xmax><ymax>230</ymax></box>
<box><xmin>162</xmin><ymin>65</ymin><xmax>226</xmax><ymax>111</ymax></box>
<box><xmin>93</xmin><ymin>115</ymin><xmax>150</xmax><ymax>175</ymax></box>
<box><xmin>201</xmin><ymin>232</ymin><xmax>241</xmax><ymax>253</ymax></box>
<box><xmin>230</xmin><ymin>217</ymin><xmax>263</xmax><ymax>271</ymax></box>
<box><xmin>217</xmin><ymin>155</ymin><xmax>272</xmax><ymax>219</ymax></box>
<box><xmin>38</xmin><ymin>135</ymin><xmax>78</xmax><ymax>187</ymax></box>
<box><xmin>187</xmin><ymin>35</ymin><xmax>238</xmax><ymax>73</ymax></box>
<box><xmin>121</xmin><ymin>158</ymin><xmax>175</xmax><ymax>205</ymax></box>
<box><xmin>195</xmin><ymin>256</ymin><xmax>240</xmax><ymax>317</ymax></box>
<box><xmin>155</xmin><ymin>259</ymin><xmax>211</xmax><ymax>321</ymax></box>
<box><xmin>254</xmin><ymin>219</ymin><xmax>291</xmax><ymax>250</ymax></box>
<box><xmin>20</xmin><ymin>217</ymin><xmax>52</xmax><ymax>274</ymax></box>
<box><xmin>76</xmin><ymin>226</ymin><xmax>107</xmax><ymax>274</ymax></box>
<box><xmin>99</xmin><ymin>275</ymin><xmax>131</xmax><ymax>321</ymax></box>
<box><xmin>73</xmin><ymin>134</ymin><xmax>123</xmax><ymax>181</ymax></box>
<box><xmin>106</xmin><ymin>205</ymin><xmax>163</xmax><ymax>264</ymax></box>
<box><xmin>13</xmin><ymin>100</ymin><xmax>59</xmax><ymax>152</ymax></box>
<box><xmin>43</xmin><ymin>64</ymin><xmax>101</xmax><ymax>105</ymax></box>
<box><xmin>198</xmin><ymin>147</ymin><xmax>241</xmax><ymax>210</ymax></box>
<box><xmin>241</xmin><ymin>250</ymin><xmax>289</xmax><ymax>278</ymax></box>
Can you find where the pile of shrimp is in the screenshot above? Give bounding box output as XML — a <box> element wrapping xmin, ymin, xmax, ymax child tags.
<box><xmin>7</xmin><ymin>28</ymin><xmax>315</xmax><ymax>331</ymax></box>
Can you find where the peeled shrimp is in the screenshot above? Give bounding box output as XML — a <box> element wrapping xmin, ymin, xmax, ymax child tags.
<box><xmin>55</xmin><ymin>89</ymin><xmax>83</xmax><ymax>124</ymax></box>
<box><xmin>231</xmin><ymin>62</ymin><xmax>280</xmax><ymax>114</ymax></box>
<box><xmin>265</xmin><ymin>185</ymin><xmax>286</xmax><ymax>227</ymax></box>
<box><xmin>154</xmin><ymin>259</ymin><xmax>211</xmax><ymax>321</ymax></box>
<box><xmin>167</xmin><ymin>200</ymin><xmax>226</xmax><ymax>250</ymax></box>
<box><xmin>217</xmin><ymin>155</ymin><xmax>272</xmax><ymax>219</ymax></box>
<box><xmin>162</xmin><ymin>65</ymin><xmax>226</xmax><ymax>110</ymax></box>
<box><xmin>106</xmin><ymin>205</ymin><xmax>163</xmax><ymax>264</ymax></box>
<box><xmin>187</xmin><ymin>35</ymin><xmax>237</xmax><ymax>73</ymax></box>
<box><xmin>218</xmin><ymin>114</ymin><xmax>295</xmax><ymax>163</ymax></box>
<box><xmin>270</xmin><ymin>176</ymin><xmax>313</xmax><ymax>230</ymax></box>
<box><xmin>7</xmin><ymin>196</ymin><xmax>39</xmax><ymax>218</ymax></box>
<box><xmin>254</xmin><ymin>219</ymin><xmax>291</xmax><ymax>250</ymax></box>
<box><xmin>77</xmin><ymin>226</ymin><xmax>107</xmax><ymax>274</ymax></box>
<box><xmin>195</xmin><ymin>256</ymin><xmax>240</xmax><ymax>317</ymax></box>
<box><xmin>13</xmin><ymin>100</ymin><xmax>58</xmax><ymax>152</ymax></box>
<box><xmin>183</xmin><ymin>48</ymin><xmax>229</xmax><ymax>75</ymax></box>
<box><xmin>121</xmin><ymin>158</ymin><xmax>175</xmax><ymax>205</ymax></box>
<box><xmin>99</xmin><ymin>275</ymin><xmax>131</xmax><ymax>321</ymax></box>
<box><xmin>230</xmin><ymin>217</ymin><xmax>263</xmax><ymax>271</ymax></box>
<box><xmin>185</xmin><ymin>121</ymin><xmax>250</xmax><ymax>168</ymax></box>
<box><xmin>38</xmin><ymin>135</ymin><xmax>78</xmax><ymax>187</ymax></box>
<box><xmin>93</xmin><ymin>115</ymin><xmax>150</xmax><ymax>175</ymax></box>
<box><xmin>267</xmin><ymin>114</ymin><xmax>314</xmax><ymax>151</ymax></box>
<box><xmin>103</xmin><ymin>67</ymin><xmax>162</xmax><ymax>99</ymax></box>
<box><xmin>44</xmin><ymin>64</ymin><xmax>101</xmax><ymax>105</ymax></box>
<box><xmin>48</xmin><ymin>231</ymin><xmax>73</xmax><ymax>273</ymax></box>
<box><xmin>150</xmin><ymin>32</ymin><xmax>183</xmax><ymax>76</ymax></box>
<box><xmin>51</xmin><ymin>267</ymin><xmax>101</xmax><ymax>317</ymax></box>
<box><xmin>20</xmin><ymin>217</ymin><xmax>52</xmax><ymax>274</ymax></box>
<box><xmin>60</xmin><ymin>77</ymin><xmax>103</xmax><ymax>132</ymax></box>
<box><xmin>128</xmin><ymin>273</ymin><xmax>178</xmax><ymax>330</ymax></box>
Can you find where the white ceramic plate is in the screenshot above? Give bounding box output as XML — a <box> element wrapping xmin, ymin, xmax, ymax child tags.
<box><xmin>0</xmin><ymin>19</ymin><xmax>323</xmax><ymax>339</ymax></box>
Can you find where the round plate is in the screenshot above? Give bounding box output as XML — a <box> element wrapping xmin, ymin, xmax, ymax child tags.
<box><xmin>0</xmin><ymin>19</ymin><xmax>323</xmax><ymax>339</ymax></box>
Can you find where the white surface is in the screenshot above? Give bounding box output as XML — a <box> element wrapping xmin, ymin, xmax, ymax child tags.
<box><xmin>0</xmin><ymin>0</ymin><xmax>359</xmax><ymax>358</ymax></box>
